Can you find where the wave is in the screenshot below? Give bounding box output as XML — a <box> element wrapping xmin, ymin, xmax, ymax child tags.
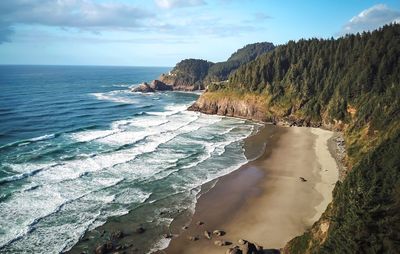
<box><xmin>0</xmin><ymin>176</ymin><xmax>126</xmax><ymax>250</ymax></box>
<box><xmin>0</xmin><ymin>97</ymin><xmax>258</xmax><ymax>254</ymax></box>
<box><xmin>90</xmin><ymin>90</ymin><xmax>138</xmax><ymax>104</ymax></box>
<box><xmin>28</xmin><ymin>134</ymin><xmax>55</xmax><ymax>142</ymax></box>
<box><xmin>0</xmin><ymin>133</ymin><xmax>60</xmax><ymax>151</ymax></box>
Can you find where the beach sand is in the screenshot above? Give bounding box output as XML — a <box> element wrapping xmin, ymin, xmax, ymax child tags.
<box><xmin>162</xmin><ymin>125</ymin><xmax>339</xmax><ymax>253</ymax></box>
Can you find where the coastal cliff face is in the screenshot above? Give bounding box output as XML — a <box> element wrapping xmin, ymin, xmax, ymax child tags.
<box><xmin>188</xmin><ymin>92</ymin><xmax>270</xmax><ymax>122</ymax></box>
<box><xmin>189</xmin><ymin>24</ymin><xmax>400</xmax><ymax>253</ymax></box>
<box><xmin>189</xmin><ymin>91</ymin><xmax>328</xmax><ymax>128</ymax></box>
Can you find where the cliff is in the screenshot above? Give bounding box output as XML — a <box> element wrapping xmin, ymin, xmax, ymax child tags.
<box><xmin>189</xmin><ymin>24</ymin><xmax>400</xmax><ymax>253</ymax></box>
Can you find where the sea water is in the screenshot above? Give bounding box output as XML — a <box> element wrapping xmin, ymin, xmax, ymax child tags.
<box><xmin>0</xmin><ymin>65</ymin><xmax>260</xmax><ymax>253</ymax></box>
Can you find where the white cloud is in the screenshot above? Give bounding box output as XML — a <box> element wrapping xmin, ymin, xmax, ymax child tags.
<box><xmin>0</xmin><ymin>0</ymin><xmax>155</xmax><ymax>43</ymax></box>
<box><xmin>154</xmin><ymin>0</ymin><xmax>206</xmax><ymax>9</ymax></box>
<box><xmin>340</xmin><ymin>4</ymin><xmax>400</xmax><ymax>35</ymax></box>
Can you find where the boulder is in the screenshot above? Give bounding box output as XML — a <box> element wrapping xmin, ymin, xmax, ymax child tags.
<box><xmin>135</xmin><ymin>227</ymin><xmax>145</xmax><ymax>234</ymax></box>
<box><xmin>188</xmin><ymin>236</ymin><xmax>199</xmax><ymax>241</ymax></box>
<box><xmin>226</xmin><ymin>246</ymin><xmax>243</xmax><ymax>254</ymax></box>
<box><xmin>241</xmin><ymin>242</ymin><xmax>258</xmax><ymax>254</ymax></box>
<box><xmin>214</xmin><ymin>240</ymin><xmax>231</xmax><ymax>246</ymax></box>
<box><xmin>111</xmin><ymin>230</ymin><xmax>124</xmax><ymax>240</ymax></box>
<box><xmin>254</xmin><ymin>243</ymin><xmax>263</xmax><ymax>252</ymax></box>
<box><xmin>204</xmin><ymin>230</ymin><xmax>212</xmax><ymax>240</ymax></box>
<box><xmin>132</xmin><ymin>82</ymin><xmax>155</xmax><ymax>93</ymax></box>
<box><xmin>196</xmin><ymin>221</ymin><xmax>204</xmax><ymax>226</ymax></box>
<box><xmin>95</xmin><ymin>244</ymin><xmax>106</xmax><ymax>254</ymax></box>
<box><xmin>163</xmin><ymin>233</ymin><xmax>173</xmax><ymax>239</ymax></box>
<box><xmin>238</xmin><ymin>239</ymin><xmax>247</xmax><ymax>245</ymax></box>
<box><xmin>213</xmin><ymin>230</ymin><xmax>225</xmax><ymax>236</ymax></box>
<box><xmin>150</xmin><ymin>80</ymin><xmax>173</xmax><ymax>91</ymax></box>
<box><xmin>105</xmin><ymin>242</ymin><xmax>113</xmax><ymax>251</ymax></box>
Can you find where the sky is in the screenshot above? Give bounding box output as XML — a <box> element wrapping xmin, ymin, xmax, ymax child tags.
<box><xmin>0</xmin><ymin>0</ymin><xmax>399</xmax><ymax>66</ymax></box>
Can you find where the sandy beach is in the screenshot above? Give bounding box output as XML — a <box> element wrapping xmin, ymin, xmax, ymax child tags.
<box><xmin>162</xmin><ymin>125</ymin><xmax>339</xmax><ymax>253</ymax></box>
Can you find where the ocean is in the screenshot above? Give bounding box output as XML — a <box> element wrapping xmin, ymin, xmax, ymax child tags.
<box><xmin>0</xmin><ymin>65</ymin><xmax>260</xmax><ymax>253</ymax></box>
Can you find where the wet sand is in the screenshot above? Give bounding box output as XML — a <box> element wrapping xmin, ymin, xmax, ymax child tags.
<box><xmin>162</xmin><ymin>126</ymin><xmax>339</xmax><ymax>253</ymax></box>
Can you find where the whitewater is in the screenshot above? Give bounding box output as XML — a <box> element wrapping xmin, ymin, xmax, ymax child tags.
<box><xmin>0</xmin><ymin>66</ymin><xmax>259</xmax><ymax>253</ymax></box>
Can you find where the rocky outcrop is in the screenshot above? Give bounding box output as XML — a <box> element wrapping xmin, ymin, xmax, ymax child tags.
<box><xmin>188</xmin><ymin>92</ymin><xmax>324</xmax><ymax>128</ymax></box>
<box><xmin>150</xmin><ymin>79</ymin><xmax>173</xmax><ymax>91</ymax></box>
<box><xmin>188</xmin><ymin>94</ymin><xmax>269</xmax><ymax>122</ymax></box>
<box><xmin>131</xmin><ymin>82</ymin><xmax>155</xmax><ymax>93</ymax></box>
<box><xmin>131</xmin><ymin>80</ymin><xmax>173</xmax><ymax>93</ymax></box>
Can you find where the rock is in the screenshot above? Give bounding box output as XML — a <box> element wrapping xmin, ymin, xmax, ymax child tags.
<box><xmin>135</xmin><ymin>227</ymin><xmax>145</xmax><ymax>234</ymax></box>
<box><xmin>188</xmin><ymin>236</ymin><xmax>199</xmax><ymax>241</ymax></box>
<box><xmin>299</xmin><ymin>177</ymin><xmax>307</xmax><ymax>182</ymax></box>
<box><xmin>111</xmin><ymin>230</ymin><xmax>124</xmax><ymax>240</ymax></box>
<box><xmin>163</xmin><ymin>233</ymin><xmax>173</xmax><ymax>238</ymax></box>
<box><xmin>132</xmin><ymin>82</ymin><xmax>155</xmax><ymax>93</ymax></box>
<box><xmin>254</xmin><ymin>243</ymin><xmax>263</xmax><ymax>252</ymax></box>
<box><xmin>95</xmin><ymin>244</ymin><xmax>106</xmax><ymax>254</ymax></box>
<box><xmin>226</xmin><ymin>246</ymin><xmax>243</xmax><ymax>254</ymax></box>
<box><xmin>196</xmin><ymin>221</ymin><xmax>204</xmax><ymax>226</ymax></box>
<box><xmin>123</xmin><ymin>243</ymin><xmax>133</xmax><ymax>249</ymax></box>
<box><xmin>106</xmin><ymin>242</ymin><xmax>114</xmax><ymax>251</ymax></box>
<box><xmin>238</xmin><ymin>239</ymin><xmax>247</xmax><ymax>245</ymax></box>
<box><xmin>150</xmin><ymin>80</ymin><xmax>173</xmax><ymax>91</ymax></box>
<box><xmin>212</xmin><ymin>230</ymin><xmax>225</xmax><ymax>236</ymax></box>
<box><xmin>99</xmin><ymin>230</ymin><xmax>106</xmax><ymax>237</ymax></box>
<box><xmin>214</xmin><ymin>240</ymin><xmax>231</xmax><ymax>246</ymax></box>
<box><xmin>242</xmin><ymin>242</ymin><xmax>258</xmax><ymax>254</ymax></box>
<box><xmin>204</xmin><ymin>230</ymin><xmax>211</xmax><ymax>240</ymax></box>
<box><xmin>182</xmin><ymin>226</ymin><xmax>189</xmax><ymax>230</ymax></box>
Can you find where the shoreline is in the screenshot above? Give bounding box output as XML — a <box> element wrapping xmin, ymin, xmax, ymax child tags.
<box><xmin>67</xmin><ymin>122</ymin><xmax>341</xmax><ymax>254</ymax></box>
<box><xmin>162</xmin><ymin>125</ymin><xmax>339</xmax><ymax>253</ymax></box>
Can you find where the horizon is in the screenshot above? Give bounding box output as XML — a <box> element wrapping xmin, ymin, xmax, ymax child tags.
<box><xmin>1</xmin><ymin>0</ymin><xmax>400</xmax><ymax>66</ymax></box>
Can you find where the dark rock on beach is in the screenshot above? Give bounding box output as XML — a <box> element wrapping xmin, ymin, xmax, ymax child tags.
<box><xmin>188</xmin><ymin>236</ymin><xmax>199</xmax><ymax>241</ymax></box>
<box><xmin>204</xmin><ymin>230</ymin><xmax>212</xmax><ymax>239</ymax></box>
<box><xmin>111</xmin><ymin>230</ymin><xmax>124</xmax><ymax>240</ymax></box>
<box><xmin>213</xmin><ymin>229</ymin><xmax>225</xmax><ymax>236</ymax></box>
<box><xmin>214</xmin><ymin>240</ymin><xmax>231</xmax><ymax>246</ymax></box>
<box><xmin>163</xmin><ymin>233</ymin><xmax>173</xmax><ymax>239</ymax></box>
<box><xmin>241</xmin><ymin>241</ymin><xmax>259</xmax><ymax>254</ymax></box>
<box><xmin>135</xmin><ymin>227</ymin><xmax>145</xmax><ymax>234</ymax></box>
<box><xmin>227</xmin><ymin>246</ymin><xmax>243</xmax><ymax>254</ymax></box>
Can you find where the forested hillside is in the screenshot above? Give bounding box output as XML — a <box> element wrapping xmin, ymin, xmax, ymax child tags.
<box><xmin>191</xmin><ymin>24</ymin><xmax>400</xmax><ymax>253</ymax></box>
<box><xmin>159</xmin><ymin>59</ymin><xmax>213</xmax><ymax>90</ymax></box>
<box><xmin>204</xmin><ymin>42</ymin><xmax>275</xmax><ymax>83</ymax></box>
<box><xmin>159</xmin><ymin>42</ymin><xmax>274</xmax><ymax>90</ymax></box>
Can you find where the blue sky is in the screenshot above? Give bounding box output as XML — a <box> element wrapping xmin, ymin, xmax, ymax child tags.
<box><xmin>0</xmin><ymin>0</ymin><xmax>399</xmax><ymax>66</ymax></box>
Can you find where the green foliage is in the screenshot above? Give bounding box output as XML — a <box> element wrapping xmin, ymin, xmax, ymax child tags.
<box><xmin>204</xmin><ymin>42</ymin><xmax>275</xmax><ymax>84</ymax></box>
<box><xmin>164</xmin><ymin>42</ymin><xmax>274</xmax><ymax>89</ymax></box>
<box><xmin>205</xmin><ymin>24</ymin><xmax>400</xmax><ymax>253</ymax></box>
<box><xmin>228</xmin><ymin>25</ymin><xmax>400</xmax><ymax>129</ymax></box>
<box><xmin>170</xmin><ymin>58</ymin><xmax>214</xmax><ymax>88</ymax></box>
<box><xmin>317</xmin><ymin>130</ymin><xmax>400</xmax><ymax>254</ymax></box>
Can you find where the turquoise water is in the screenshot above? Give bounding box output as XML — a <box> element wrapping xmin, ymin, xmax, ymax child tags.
<box><xmin>0</xmin><ymin>65</ymin><xmax>259</xmax><ymax>253</ymax></box>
